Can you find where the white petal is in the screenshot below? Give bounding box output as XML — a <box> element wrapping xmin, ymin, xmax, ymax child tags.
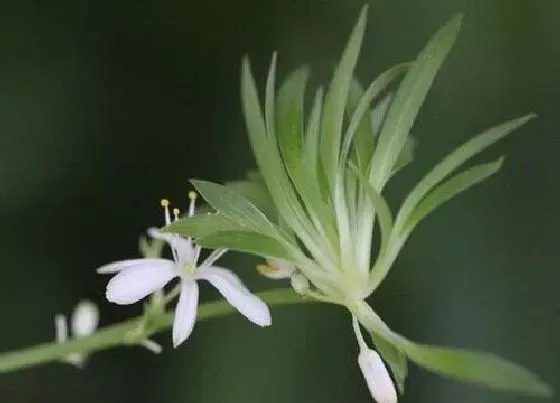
<box><xmin>197</xmin><ymin>266</ymin><xmax>271</xmax><ymax>327</ymax></box>
<box><xmin>358</xmin><ymin>349</ymin><xmax>398</xmax><ymax>403</ymax></box>
<box><xmin>55</xmin><ymin>314</ymin><xmax>68</xmax><ymax>343</ymax></box>
<box><xmin>71</xmin><ymin>300</ymin><xmax>99</xmax><ymax>337</ymax></box>
<box><xmin>97</xmin><ymin>258</ymin><xmax>173</xmax><ymax>274</ymax></box>
<box><xmin>172</xmin><ymin>280</ymin><xmax>199</xmax><ymax>347</ymax></box>
<box><xmin>106</xmin><ymin>260</ymin><xmax>176</xmax><ymax>305</ymax></box>
<box><xmin>148</xmin><ymin>228</ymin><xmax>196</xmax><ymax>265</ymax></box>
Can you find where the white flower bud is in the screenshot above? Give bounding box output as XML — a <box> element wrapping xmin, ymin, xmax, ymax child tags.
<box><xmin>71</xmin><ymin>300</ymin><xmax>99</xmax><ymax>338</ymax></box>
<box><xmin>358</xmin><ymin>348</ymin><xmax>397</xmax><ymax>403</ymax></box>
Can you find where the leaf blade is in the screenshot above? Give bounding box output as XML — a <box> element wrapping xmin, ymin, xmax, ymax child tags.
<box><xmin>404</xmin><ymin>157</ymin><xmax>504</xmax><ymax>234</ymax></box>
<box><xmin>162</xmin><ymin>213</ymin><xmax>243</xmax><ymax>240</ymax></box>
<box><xmin>320</xmin><ymin>6</ymin><xmax>368</xmax><ymax>188</ymax></box>
<box><xmin>197</xmin><ymin>230</ymin><xmax>294</xmax><ymax>261</ymax></box>
<box><xmin>394</xmin><ymin>114</ymin><xmax>535</xmax><ymax>235</ymax></box>
<box><xmin>191</xmin><ymin>179</ymin><xmax>279</xmax><ymax>238</ymax></box>
<box><xmin>370</xmin><ymin>14</ymin><xmax>463</xmax><ymax>189</ymax></box>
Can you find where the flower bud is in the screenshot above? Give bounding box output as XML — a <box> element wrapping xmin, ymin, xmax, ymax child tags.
<box><xmin>358</xmin><ymin>348</ymin><xmax>397</xmax><ymax>403</ymax></box>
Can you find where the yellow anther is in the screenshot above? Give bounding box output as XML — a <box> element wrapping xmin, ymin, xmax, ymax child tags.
<box><xmin>160</xmin><ymin>199</ymin><xmax>170</xmax><ymax>207</ymax></box>
<box><xmin>173</xmin><ymin>208</ymin><xmax>180</xmax><ymax>220</ymax></box>
<box><xmin>188</xmin><ymin>191</ymin><xmax>197</xmax><ymax>201</ymax></box>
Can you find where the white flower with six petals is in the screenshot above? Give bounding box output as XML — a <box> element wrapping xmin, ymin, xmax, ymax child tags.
<box><xmin>97</xmin><ymin>194</ymin><xmax>271</xmax><ymax>347</ymax></box>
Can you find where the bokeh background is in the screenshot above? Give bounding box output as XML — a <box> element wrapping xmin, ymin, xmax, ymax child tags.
<box><xmin>0</xmin><ymin>0</ymin><xmax>559</xmax><ymax>402</ymax></box>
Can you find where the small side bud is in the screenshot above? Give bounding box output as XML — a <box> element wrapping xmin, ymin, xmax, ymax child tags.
<box><xmin>71</xmin><ymin>300</ymin><xmax>99</xmax><ymax>338</ymax></box>
<box><xmin>290</xmin><ymin>273</ymin><xmax>309</xmax><ymax>294</ymax></box>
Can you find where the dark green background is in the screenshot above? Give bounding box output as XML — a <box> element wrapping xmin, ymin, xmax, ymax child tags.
<box><xmin>0</xmin><ymin>0</ymin><xmax>558</xmax><ymax>402</ymax></box>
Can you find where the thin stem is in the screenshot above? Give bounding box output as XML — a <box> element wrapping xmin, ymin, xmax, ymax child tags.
<box><xmin>0</xmin><ymin>288</ymin><xmax>313</xmax><ymax>374</ymax></box>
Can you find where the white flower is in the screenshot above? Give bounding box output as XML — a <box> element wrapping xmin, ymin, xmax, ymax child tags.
<box><xmin>353</xmin><ymin>317</ymin><xmax>397</xmax><ymax>403</ymax></box>
<box><xmin>97</xmin><ymin>194</ymin><xmax>271</xmax><ymax>348</ymax></box>
<box><xmin>55</xmin><ymin>300</ymin><xmax>99</xmax><ymax>368</ymax></box>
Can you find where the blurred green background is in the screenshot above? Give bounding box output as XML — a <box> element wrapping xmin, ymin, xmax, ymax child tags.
<box><xmin>0</xmin><ymin>0</ymin><xmax>558</xmax><ymax>402</ymax></box>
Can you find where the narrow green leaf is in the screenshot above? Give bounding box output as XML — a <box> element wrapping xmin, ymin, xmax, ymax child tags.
<box><xmin>302</xmin><ymin>87</ymin><xmax>323</xmax><ymax>180</ymax></box>
<box><xmin>298</xmin><ymin>88</ymin><xmax>337</xmax><ymax>245</ymax></box>
<box><xmin>241</xmin><ymin>58</ymin><xmax>316</xmax><ymax>242</ymax></box>
<box><xmin>276</xmin><ymin>66</ymin><xmax>310</xmax><ymax>183</ymax></box>
<box><xmin>368</xmin><ymin>330</ymin><xmax>408</xmax><ymax>394</ymax></box>
<box><xmin>402</xmin><ymin>342</ymin><xmax>553</xmax><ymax>397</ymax></box>
<box><xmin>163</xmin><ymin>213</ymin><xmax>243</xmax><ymax>240</ymax></box>
<box><xmin>346</xmin><ymin>79</ymin><xmax>371</xmax><ymax>169</ymax></box>
<box><xmin>341</xmin><ymin>63</ymin><xmax>409</xmax><ymax>168</ymax></box>
<box><xmin>391</xmin><ymin>136</ymin><xmax>416</xmax><ymax>177</ymax></box>
<box><xmin>404</xmin><ymin>157</ymin><xmax>504</xmax><ymax>234</ymax></box>
<box><xmin>356</xmin><ymin>302</ymin><xmax>553</xmax><ymax>397</ymax></box>
<box><xmin>197</xmin><ymin>230</ymin><xmax>294</xmax><ymax>261</ymax></box>
<box><xmin>349</xmin><ymin>163</ymin><xmax>393</xmax><ymax>259</ymax></box>
<box><xmin>370</xmin><ymin>14</ymin><xmax>463</xmax><ymax>189</ymax></box>
<box><xmin>320</xmin><ymin>6</ymin><xmax>368</xmax><ymax>188</ymax></box>
<box><xmin>370</xmin><ymin>92</ymin><xmax>393</xmax><ymax>143</ymax></box>
<box><xmin>226</xmin><ymin>179</ymin><xmax>276</xmax><ymax>220</ymax></box>
<box><xmin>191</xmin><ymin>180</ymin><xmax>279</xmax><ymax>238</ymax></box>
<box><xmin>394</xmin><ymin>114</ymin><xmax>535</xmax><ymax>235</ymax></box>
<box><xmin>265</xmin><ymin>53</ymin><xmax>278</xmax><ymax>139</ymax></box>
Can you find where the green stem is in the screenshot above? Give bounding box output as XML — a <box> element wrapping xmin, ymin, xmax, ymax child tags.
<box><xmin>0</xmin><ymin>288</ymin><xmax>313</xmax><ymax>374</ymax></box>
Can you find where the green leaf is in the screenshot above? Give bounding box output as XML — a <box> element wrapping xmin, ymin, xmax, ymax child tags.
<box><xmin>341</xmin><ymin>63</ymin><xmax>409</xmax><ymax>168</ymax></box>
<box><xmin>394</xmin><ymin>114</ymin><xmax>535</xmax><ymax>235</ymax></box>
<box><xmin>403</xmin><ymin>157</ymin><xmax>504</xmax><ymax>234</ymax></box>
<box><xmin>163</xmin><ymin>213</ymin><xmax>243</xmax><ymax>240</ymax></box>
<box><xmin>320</xmin><ymin>6</ymin><xmax>368</xmax><ymax>188</ymax></box>
<box><xmin>349</xmin><ymin>163</ymin><xmax>393</xmax><ymax>259</ymax></box>
<box><xmin>241</xmin><ymin>58</ymin><xmax>316</xmax><ymax>242</ymax></box>
<box><xmin>276</xmin><ymin>66</ymin><xmax>310</xmax><ymax>184</ymax></box>
<box><xmin>391</xmin><ymin>136</ymin><xmax>416</xmax><ymax>177</ymax></box>
<box><xmin>197</xmin><ymin>230</ymin><xmax>294</xmax><ymax>261</ymax></box>
<box><xmin>265</xmin><ymin>53</ymin><xmax>278</xmax><ymax>139</ymax></box>
<box><xmin>370</xmin><ymin>92</ymin><xmax>393</xmax><ymax>143</ymax></box>
<box><xmin>370</xmin><ymin>14</ymin><xmax>463</xmax><ymax>189</ymax></box>
<box><xmin>368</xmin><ymin>330</ymin><xmax>408</xmax><ymax>394</ymax></box>
<box><xmin>226</xmin><ymin>178</ymin><xmax>276</xmax><ymax>220</ymax></box>
<box><xmin>190</xmin><ymin>180</ymin><xmax>279</xmax><ymax>238</ymax></box>
<box><xmin>302</xmin><ymin>87</ymin><xmax>323</xmax><ymax>181</ymax></box>
<box><xmin>402</xmin><ymin>342</ymin><xmax>553</xmax><ymax>397</ymax></box>
<box><xmin>355</xmin><ymin>302</ymin><xmax>553</xmax><ymax>397</ymax></box>
<box><xmin>274</xmin><ymin>66</ymin><xmax>338</xmax><ymax>244</ymax></box>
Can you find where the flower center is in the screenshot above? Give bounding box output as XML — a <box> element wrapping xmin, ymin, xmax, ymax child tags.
<box><xmin>179</xmin><ymin>261</ymin><xmax>197</xmax><ymax>278</ymax></box>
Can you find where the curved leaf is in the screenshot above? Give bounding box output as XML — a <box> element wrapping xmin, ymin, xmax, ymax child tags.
<box><xmin>370</xmin><ymin>14</ymin><xmax>463</xmax><ymax>189</ymax></box>
<box><xmin>191</xmin><ymin>180</ymin><xmax>279</xmax><ymax>238</ymax></box>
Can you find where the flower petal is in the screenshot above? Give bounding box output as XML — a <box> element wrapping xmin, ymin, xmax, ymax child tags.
<box><xmin>172</xmin><ymin>280</ymin><xmax>199</xmax><ymax>347</ymax></box>
<box><xmin>97</xmin><ymin>258</ymin><xmax>173</xmax><ymax>274</ymax></box>
<box><xmin>106</xmin><ymin>260</ymin><xmax>176</xmax><ymax>305</ymax></box>
<box><xmin>148</xmin><ymin>228</ymin><xmax>196</xmax><ymax>265</ymax></box>
<box><xmin>196</xmin><ymin>266</ymin><xmax>271</xmax><ymax>327</ymax></box>
<box><xmin>358</xmin><ymin>348</ymin><xmax>398</xmax><ymax>403</ymax></box>
<box><xmin>71</xmin><ymin>300</ymin><xmax>99</xmax><ymax>337</ymax></box>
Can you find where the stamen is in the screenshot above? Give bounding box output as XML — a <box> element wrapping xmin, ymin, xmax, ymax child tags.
<box><xmin>173</xmin><ymin>208</ymin><xmax>180</xmax><ymax>221</ymax></box>
<box><xmin>160</xmin><ymin>198</ymin><xmax>171</xmax><ymax>225</ymax></box>
<box><xmin>188</xmin><ymin>190</ymin><xmax>197</xmax><ymax>217</ymax></box>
